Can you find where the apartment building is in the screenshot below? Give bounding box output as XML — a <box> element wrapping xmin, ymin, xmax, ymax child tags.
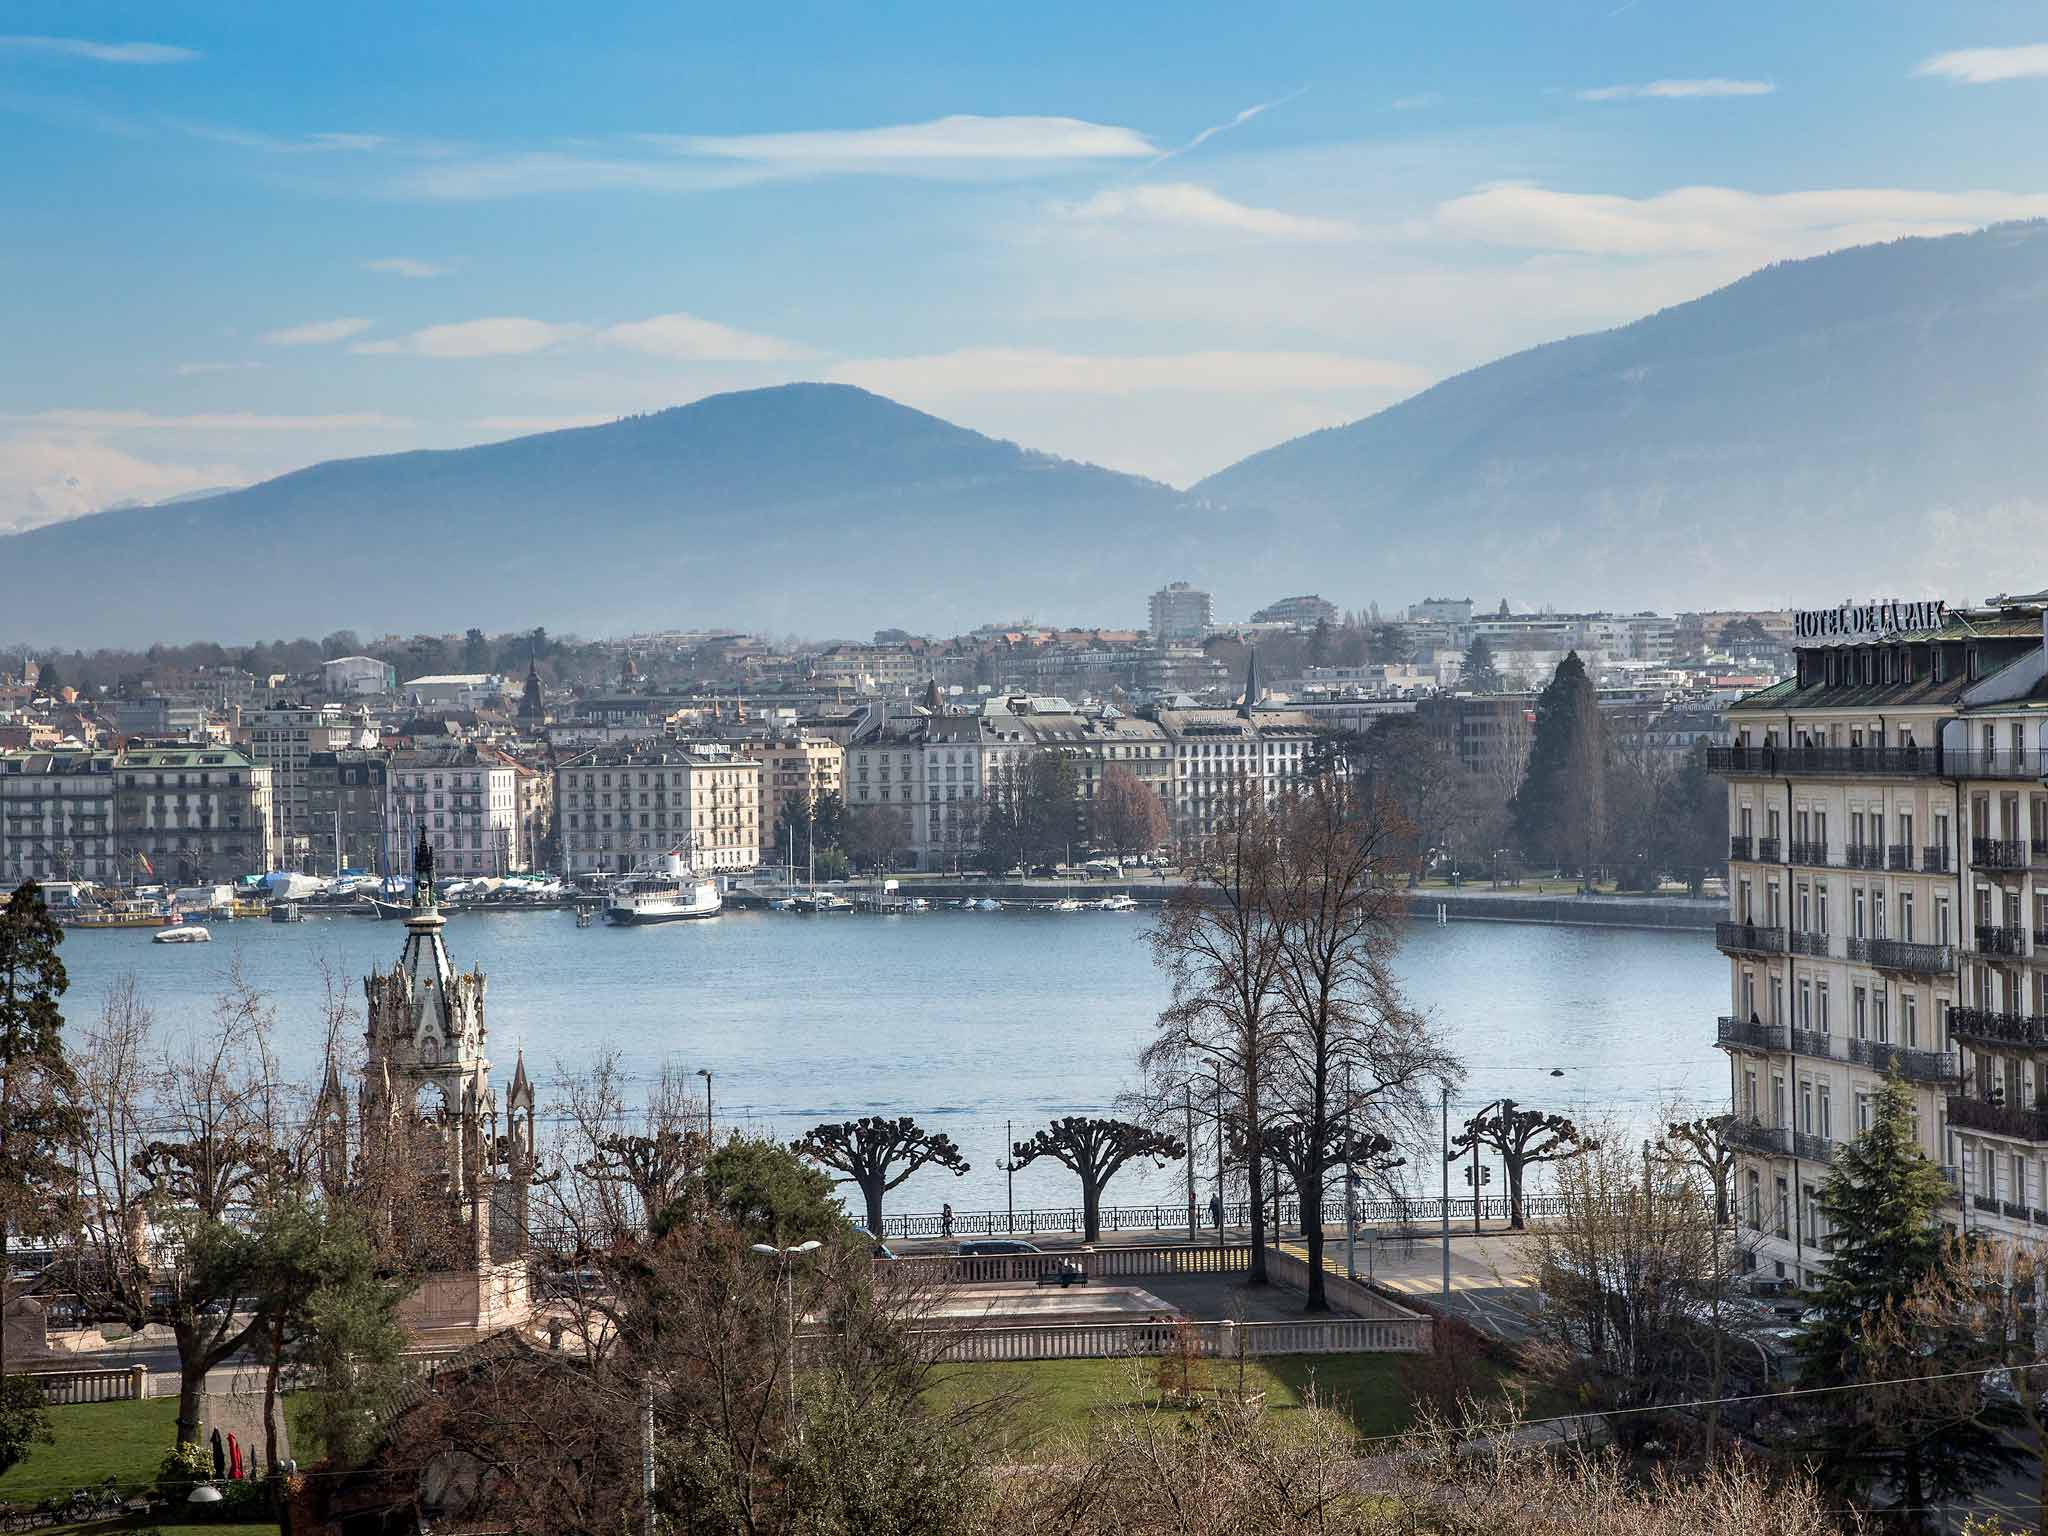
<box><xmin>1709</xmin><ymin>596</ymin><xmax>2048</xmax><ymax>1285</ymax></box>
<box><xmin>737</xmin><ymin>734</ymin><xmax>845</xmax><ymax>855</ymax></box>
<box><xmin>114</xmin><ymin>746</ymin><xmax>274</xmax><ymax>885</ymax></box>
<box><xmin>306</xmin><ymin>750</ymin><xmax>392</xmax><ymax>874</ymax></box>
<box><xmin>555</xmin><ymin>745</ymin><xmax>761</xmax><ymax>876</ymax></box>
<box><xmin>0</xmin><ymin>749</ymin><xmax>117</xmax><ymax>885</ymax></box>
<box><xmin>1148</xmin><ymin>582</ymin><xmax>1213</xmax><ymax>643</ymax></box>
<box><xmin>244</xmin><ymin>703</ymin><xmax>367</xmax><ymax>864</ymax></box>
<box><xmin>385</xmin><ymin>746</ymin><xmax>523</xmax><ymax>878</ymax></box>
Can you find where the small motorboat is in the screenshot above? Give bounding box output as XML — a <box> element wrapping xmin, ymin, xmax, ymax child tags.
<box><xmin>1050</xmin><ymin>897</ymin><xmax>1083</xmax><ymax>913</ymax></box>
<box><xmin>1095</xmin><ymin>894</ymin><xmax>1139</xmax><ymax>912</ymax></box>
<box><xmin>975</xmin><ymin>898</ymin><xmax>1002</xmax><ymax>912</ymax></box>
<box><xmin>153</xmin><ymin>924</ymin><xmax>211</xmax><ymax>944</ymax></box>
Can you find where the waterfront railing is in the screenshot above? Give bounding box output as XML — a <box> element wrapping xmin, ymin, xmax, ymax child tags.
<box><xmin>876</xmin><ymin>1194</ymin><xmax>1568</xmax><ymax>1240</ymax></box>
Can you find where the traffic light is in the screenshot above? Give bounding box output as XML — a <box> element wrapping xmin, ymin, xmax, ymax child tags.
<box><xmin>1462</xmin><ymin>1164</ymin><xmax>1492</xmax><ymax>1187</ymax></box>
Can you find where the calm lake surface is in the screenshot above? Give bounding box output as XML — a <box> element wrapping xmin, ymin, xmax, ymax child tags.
<box><xmin>52</xmin><ymin>908</ymin><xmax>1726</xmax><ymax>1219</ymax></box>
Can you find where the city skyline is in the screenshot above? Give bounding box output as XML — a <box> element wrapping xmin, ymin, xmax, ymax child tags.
<box><xmin>4</xmin><ymin>0</ymin><xmax>2046</xmax><ymax>532</ymax></box>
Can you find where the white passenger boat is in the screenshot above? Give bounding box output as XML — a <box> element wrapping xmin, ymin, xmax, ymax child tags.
<box><xmin>1050</xmin><ymin>897</ymin><xmax>1084</xmax><ymax>912</ymax></box>
<box><xmin>1095</xmin><ymin>894</ymin><xmax>1138</xmax><ymax>912</ymax></box>
<box><xmin>603</xmin><ymin>854</ymin><xmax>721</xmax><ymax>925</ymax></box>
<box><xmin>153</xmin><ymin>923</ymin><xmax>211</xmax><ymax>944</ymax></box>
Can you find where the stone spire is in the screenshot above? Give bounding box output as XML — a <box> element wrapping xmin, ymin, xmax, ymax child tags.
<box><xmin>519</xmin><ymin>653</ymin><xmax>543</xmax><ymax>722</ymax></box>
<box><xmin>1239</xmin><ymin>646</ymin><xmax>1261</xmax><ymax>719</ymax></box>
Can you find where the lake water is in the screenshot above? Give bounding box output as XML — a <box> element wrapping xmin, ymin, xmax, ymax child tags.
<box><xmin>50</xmin><ymin>908</ymin><xmax>1727</xmax><ymax>1220</ymax></box>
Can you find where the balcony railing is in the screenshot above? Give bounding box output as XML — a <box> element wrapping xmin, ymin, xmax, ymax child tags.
<box><xmin>1948</xmin><ymin>748</ymin><xmax>2047</xmax><ymax>780</ymax></box>
<box><xmin>1716</xmin><ymin>922</ymin><xmax>1786</xmax><ymax>956</ymax></box>
<box><xmin>1948</xmin><ymin>1007</ymin><xmax>2048</xmax><ymax>1049</ymax></box>
<box><xmin>1978</xmin><ymin>924</ymin><xmax>2028</xmax><ymax>957</ymax></box>
<box><xmin>2005</xmin><ymin>1200</ymin><xmax>2032</xmax><ymax>1221</ymax></box>
<box><xmin>1707</xmin><ymin>744</ymin><xmax>1941</xmax><ymax>778</ymax></box>
<box><xmin>1757</xmin><ymin>836</ymin><xmax>1782</xmax><ymax>863</ymax></box>
<box><xmin>1949</xmin><ymin>1094</ymin><xmax>2048</xmax><ymax>1142</ymax></box>
<box><xmin>1974</xmin><ymin>838</ymin><xmax>2029</xmax><ymax>871</ymax></box>
<box><xmin>1729</xmin><ymin>834</ymin><xmax>1753</xmax><ymax>862</ymax></box>
<box><xmin>1787</xmin><ymin>840</ymin><xmax>1829</xmax><ymax>867</ymax></box>
<box><xmin>1790</xmin><ymin>1027</ymin><xmax>1835</xmax><ymax>1059</ymax></box>
<box><xmin>1724</xmin><ymin>1119</ymin><xmax>1792</xmax><ymax>1157</ymax></box>
<box><xmin>1793</xmin><ymin>1131</ymin><xmax>1837</xmax><ymax>1164</ymax></box>
<box><xmin>1790</xmin><ymin>930</ymin><xmax>1832</xmax><ymax>958</ymax></box>
<box><xmin>1976</xmin><ymin>1193</ymin><xmax>2003</xmax><ymax>1214</ymax></box>
<box><xmin>1847</xmin><ymin>1037</ymin><xmax>1956</xmax><ymax>1082</ymax></box>
<box><xmin>1886</xmin><ymin>843</ymin><xmax>1914</xmax><ymax>872</ymax></box>
<box><xmin>1717</xmin><ymin>1016</ymin><xmax>1790</xmax><ymax>1052</ymax></box>
<box><xmin>2035</xmin><ymin>928</ymin><xmax>2048</xmax><ymax>954</ymax></box>
<box><xmin>1863</xmin><ymin>938</ymin><xmax>1956</xmax><ymax>975</ymax></box>
<box><xmin>1847</xmin><ymin>844</ymin><xmax>1885</xmax><ymax>871</ymax></box>
<box><xmin>1923</xmin><ymin>845</ymin><xmax>1952</xmax><ymax>874</ymax></box>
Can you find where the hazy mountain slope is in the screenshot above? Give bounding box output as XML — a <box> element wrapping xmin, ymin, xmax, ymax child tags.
<box><xmin>1195</xmin><ymin>221</ymin><xmax>2048</xmax><ymax>609</ymax></box>
<box><xmin>0</xmin><ymin>385</ymin><xmax>1254</xmax><ymax>646</ymax></box>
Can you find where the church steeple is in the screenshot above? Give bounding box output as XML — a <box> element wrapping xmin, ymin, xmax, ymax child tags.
<box><xmin>1239</xmin><ymin>646</ymin><xmax>1261</xmax><ymax>719</ymax></box>
<box><xmin>519</xmin><ymin>653</ymin><xmax>543</xmax><ymax>722</ymax></box>
<box><xmin>412</xmin><ymin>827</ymin><xmax>438</xmax><ymax>912</ymax></box>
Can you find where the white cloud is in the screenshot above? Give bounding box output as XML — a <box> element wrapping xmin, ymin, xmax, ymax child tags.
<box><xmin>654</xmin><ymin>114</ymin><xmax>1155</xmax><ymax>174</ymax></box>
<box><xmin>0</xmin><ymin>35</ymin><xmax>196</xmax><ymax>63</ymax></box>
<box><xmin>173</xmin><ymin>362</ymin><xmax>262</xmax><ymax>376</ymax></box>
<box><xmin>1433</xmin><ymin>182</ymin><xmax>2048</xmax><ymax>255</ymax></box>
<box><xmin>1060</xmin><ymin>182</ymin><xmax>1358</xmax><ymax>242</ymax></box>
<box><xmin>19</xmin><ymin>410</ymin><xmax>406</xmax><ymax>432</ymax></box>
<box><xmin>599</xmin><ymin>312</ymin><xmax>810</xmax><ymax>362</ymax></box>
<box><xmin>828</xmin><ymin>347</ymin><xmax>1429</xmax><ymax>400</ymax></box>
<box><xmin>1914</xmin><ymin>44</ymin><xmax>2048</xmax><ymax>84</ymax></box>
<box><xmin>260</xmin><ymin>317</ymin><xmax>373</xmax><ymax>346</ymax></box>
<box><xmin>1576</xmin><ymin>78</ymin><xmax>1775</xmax><ymax>101</ymax></box>
<box><xmin>0</xmin><ymin>433</ymin><xmax>240</xmax><ymax>534</ymax></box>
<box><xmin>179</xmin><ymin>123</ymin><xmax>392</xmax><ymax>154</ymax></box>
<box><xmin>351</xmin><ymin>317</ymin><xmax>584</xmax><ymax>358</ymax></box>
<box><xmin>1154</xmin><ymin>90</ymin><xmax>1307</xmax><ymax>162</ymax></box>
<box><xmin>362</xmin><ymin>257</ymin><xmax>446</xmax><ymax>278</ymax></box>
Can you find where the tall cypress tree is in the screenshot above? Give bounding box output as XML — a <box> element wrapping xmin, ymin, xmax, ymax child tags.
<box><xmin>1459</xmin><ymin>636</ymin><xmax>1503</xmax><ymax>694</ymax></box>
<box><xmin>1509</xmin><ymin>652</ymin><xmax>1605</xmax><ymax>873</ymax></box>
<box><xmin>1798</xmin><ymin>1074</ymin><xmax>2019</xmax><ymax>1513</ymax></box>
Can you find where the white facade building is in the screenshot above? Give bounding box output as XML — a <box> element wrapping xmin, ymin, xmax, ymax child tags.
<box><xmin>555</xmin><ymin>745</ymin><xmax>761</xmax><ymax>875</ymax></box>
<box><xmin>385</xmin><ymin>747</ymin><xmax>523</xmax><ymax>878</ymax></box>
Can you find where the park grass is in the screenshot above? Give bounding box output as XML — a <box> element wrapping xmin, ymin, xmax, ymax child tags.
<box><xmin>927</xmin><ymin>1349</ymin><xmax>1544</xmax><ymax>1455</ymax></box>
<box><xmin>0</xmin><ymin>1394</ymin><xmax>318</xmax><ymax>1508</ymax></box>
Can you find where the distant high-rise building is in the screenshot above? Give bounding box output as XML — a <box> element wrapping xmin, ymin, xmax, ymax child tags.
<box><xmin>1251</xmin><ymin>594</ymin><xmax>1338</xmax><ymax>627</ymax></box>
<box><xmin>1148</xmin><ymin>581</ymin><xmax>1213</xmax><ymax>643</ymax></box>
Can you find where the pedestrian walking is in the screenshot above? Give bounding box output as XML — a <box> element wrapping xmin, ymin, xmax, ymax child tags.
<box><xmin>941</xmin><ymin>1202</ymin><xmax>954</xmax><ymax>1238</ymax></box>
<box><xmin>1208</xmin><ymin>1192</ymin><xmax>1223</xmax><ymax>1231</ymax></box>
<box><xmin>210</xmin><ymin>1428</ymin><xmax>225</xmax><ymax>1480</ymax></box>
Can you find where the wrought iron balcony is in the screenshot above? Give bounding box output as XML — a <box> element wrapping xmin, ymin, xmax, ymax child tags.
<box><xmin>1848</xmin><ymin>844</ymin><xmax>1885</xmax><ymax>871</ymax></box>
<box><xmin>1729</xmin><ymin>834</ymin><xmax>1753</xmax><ymax>862</ymax></box>
<box><xmin>1976</xmin><ymin>1193</ymin><xmax>2003</xmax><ymax>1214</ymax></box>
<box><xmin>2035</xmin><ymin>928</ymin><xmax>2048</xmax><ymax>954</ymax></box>
<box><xmin>2005</xmin><ymin>1200</ymin><xmax>2032</xmax><ymax>1221</ymax></box>
<box><xmin>1862</xmin><ymin>938</ymin><xmax>1956</xmax><ymax>975</ymax></box>
<box><xmin>1948</xmin><ymin>748</ymin><xmax>2047</xmax><ymax>781</ymax></box>
<box><xmin>1949</xmin><ymin>1094</ymin><xmax>2048</xmax><ymax>1142</ymax></box>
<box><xmin>1787</xmin><ymin>840</ymin><xmax>1829</xmax><ymax>867</ymax></box>
<box><xmin>1948</xmin><ymin>1007</ymin><xmax>2048</xmax><ymax>1049</ymax></box>
<box><xmin>1887</xmin><ymin>843</ymin><xmax>1914</xmax><ymax>872</ymax></box>
<box><xmin>1724</xmin><ymin>1119</ymin><xmax>1792</xmax><ymax>1157</ymax></box>
<box><xmin>1847</xmin><ymin>1037</ymin><xmax>1956</xmax><ymax>1082</ymax></box>
<box><xmin>1717</xmin><ymin>921</ymin><xmax>1786</xmax><ymax>956</ymax></box>
<box><xmin>1978</xmin><ymin>924</ymin><xmax>2029</xmax><ymax>958</ymax></box>
<box><xmin>1707</xmin><ymin>744</ymin><xmax>1942</xmax><ymax>779</ymax></box>
<box><xmin>1793</xmin><ymin>1131</ymin><xmax>1837</xmax><ymax>1163</ymax></box>
<box><xmin>1790</xmin><ymin>1027</ymin><xmax>1834</xmax><ymax>1058</ymax></box>
<box><xmin>1974</xmin><ymin>838</ymin><xmax>2029</xmax><ymax>872</ymax></box>
<box><xmin>1923</xmin><ymin>845</ymin><xmax>1952</xmax><ymax>874</ymax></box>
<box><xmin>1718</xmin><ymin>1016</ymin><xmax>1790</xmax><ymax>1052</ymax></box>
<box><xmin>1757</xmin><ymin>836</ymin><xmax>1781</xmax><ymax>863</ymax></box>
<box><xmin>1790</xmin><ymin>930</ymin><xmax>1832</xmax><ymax>958</ymax></box>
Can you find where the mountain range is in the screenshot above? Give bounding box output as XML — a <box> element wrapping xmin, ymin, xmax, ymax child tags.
<box><xmin>5</xmin><ymin>220</ymin><xmax>2046</xmax><ymax>647</ymax></box>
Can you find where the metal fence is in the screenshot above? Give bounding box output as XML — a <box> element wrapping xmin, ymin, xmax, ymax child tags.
<box><xmin>878</xmin><ymin>1193</ymin><xmax>1567</xmax><ymax>1240</ymax></box>
<box><xmin>918</xmin><ymin>1314</ymin><xmax>1430</xmax><ymax>1363</ymax></box>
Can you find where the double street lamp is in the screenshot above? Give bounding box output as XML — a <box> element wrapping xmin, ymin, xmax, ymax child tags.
<box><xmin>748</xmin><ymin>1240</ymin><xmax>822</xmax><ymax>1441</ymax></box>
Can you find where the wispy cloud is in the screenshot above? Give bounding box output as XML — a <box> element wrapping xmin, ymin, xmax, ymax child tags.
<box><xmin>1434</xmin><ymin>182</ymin><xmax>2048</xmax><ymax>255</ymax></box>
<box><xmin>1059</xmin><ymin>183</ymin><xmax>1358</xmax><ymax>243</ymax></box>
<box><xmin>1576</xmin><ymin>78</ymin><xmax>1775</xmax><ymax>101</ymax></box>
<box><xmin>260</xmin><ymin>317</ymin><xmax>373</xmax><ymax>346</ymax></box>
<box><xmin>351</xmin><ymin>317</ymin><xmax>583</xmax><ymax>358</ymax></box>
<box><xmin>179</xmin><ymin>123</ymin><xmax>392</xmax><ymax>154</ymax></box>
<box><xmin>645</xmin><ymin>114</ymin><xmax>1154</xmax><ymax>176</ymax></box>
<box><xmin>1153</xmin><ymin>89</ymin><xmax>1307</xmax><ymax>164</ymax></box>
<box><xmin>19</xmin><ymin>410</ymin><xmax>404</xmax><ymax>431</ymax></box>
<box><xmin>600</xmin><ymin>312</ymin><xmax>810</xmax><ymax>362</ymax></box>
<box><xmin>173</xmin><ymin>362</ymin><xmax>263</xmax><ymax>377</ymax></box>
<box><xmin>362</xmin><ymin>257</ymin><xmax>446</xmax><ymax>279</ymax></box>
<box><xmin>0</xmin><ymin>35</ymin><xmax>197</xmax><ymax>64</ymax></box>
<box><xmin>1914</xmin><ymin>44</ymin><xmax>2048</xmax><ymax>85</ymax></box>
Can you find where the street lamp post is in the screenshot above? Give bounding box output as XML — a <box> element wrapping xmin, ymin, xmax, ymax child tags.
<box><xmin>997</xmin><ymin>1120</ymin><xmax>1020</xmax><ymax>1235</ymax></box>
<box><xmin>697</xmin><ymin>1068</ymin><xmax>714</xmax><ymax>1140</ymax></box>
<box><xmin>749</xmin><ymin>1240</ymin><xmax>822</xmax><ymax>1442</ymax></box>
<box><xmin>1439</xmin><ymin>1083</ymin><xmax>1451</xmax><ymax>1297</ymax></box>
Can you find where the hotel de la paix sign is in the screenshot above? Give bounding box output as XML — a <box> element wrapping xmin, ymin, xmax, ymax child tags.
<box><xmin>1792</xmin><ymin>599</ymin><xmax>1949</xmax><ymax>645</ymax></box>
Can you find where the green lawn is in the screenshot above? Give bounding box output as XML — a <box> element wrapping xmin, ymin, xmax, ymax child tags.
<box><xmin>927</xmin><ymin>1350</ymin><xmax>1538</xmax><ymax>1452</ymax></box>
<box><xmin>0</xmin><ymin>1394</ymin><xmax>314</xmax><ymax>1509</ymax></box>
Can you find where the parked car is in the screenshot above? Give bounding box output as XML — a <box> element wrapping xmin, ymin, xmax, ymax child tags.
<box><xmin>957</xmin><ymin>1239</ymin><xmax>1042</xmax><ymax>1257</ymax></box>
<box><xmin>852</xmin><ymin>1226</ymin><xmax>897</xmax><ymax>1260</ymax></box>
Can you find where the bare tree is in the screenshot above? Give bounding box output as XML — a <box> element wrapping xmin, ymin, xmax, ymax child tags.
<box><xmin>1008</xmin><ymin>1117</ymin><xmax>1185</xmax><ymax>1242</ymax></box>
<box><xmin>1142</xmin><ymin>777</ymin><xmax>1287</xmax><ymax>1284</ymax></box>
<box><xmin>1091</xmin><ymin>765</ymin><xmax>1168</xmax><ymax>857</ymax></box>
<box><xmin>1266</xmin><ymin>780</ymin><xmax>1458</xmax><ymax>1309</ymax></box>
<box><xmin>1654</xmin><ymin>1113</ymin><xmax>1737</xmax><ymax>1228</ymax></box>
<box><xmin>1449</xmin><ymin>1101</ymin><xmax>1595</xmax><ymax>1229</ymax></box>
<box><xmin>793</xmin><ymin>1117</ymin><xmax>968</xmax><ymax>1235</ymax></box>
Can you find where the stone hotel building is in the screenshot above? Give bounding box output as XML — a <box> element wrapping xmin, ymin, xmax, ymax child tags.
<box><xmin>1714</xmin><ymin>594</ymin><xmax>2048</xmax><ymax>1286</ymax></box>
<box><xmin>556</xmin><ymin>745</ymin><xmax>761</xmax><ymax>876</ymax></box>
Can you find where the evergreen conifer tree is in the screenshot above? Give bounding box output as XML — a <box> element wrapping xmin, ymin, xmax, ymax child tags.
<box><xmin>1459</xmin><ymin>636</ymin><xmax>1503</xmax><ymax>693</ymax></box>
<box><xmin>1508</xmin><ymin>652</ymin><xmax>1605</xmax><ymax>874</ymax></box>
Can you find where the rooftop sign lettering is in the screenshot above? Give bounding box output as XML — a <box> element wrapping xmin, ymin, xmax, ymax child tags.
<box><xmin>1793</xmin><ymin>600</ymin><xmax>1947</xmax><ymax>644</ymax></box>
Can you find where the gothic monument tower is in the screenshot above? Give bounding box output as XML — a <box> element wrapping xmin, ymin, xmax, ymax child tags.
<box><xmin>358</xmin><ymin>830</ymin><xmax>537</xmax><ymax>1332</ymax></box>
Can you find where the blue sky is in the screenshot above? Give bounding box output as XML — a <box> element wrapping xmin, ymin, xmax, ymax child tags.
<box><xmin>3</xmin><ymin>0</ymin><xmax>2045</xmax><ymax>530</ymax></box>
